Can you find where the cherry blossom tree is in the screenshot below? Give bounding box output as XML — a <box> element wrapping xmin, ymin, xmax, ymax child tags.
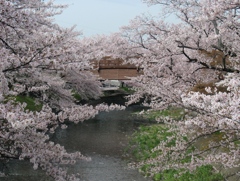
<box><xmin>0</xmin><ymin>0</ymin><xmax>125</xmax><ymax>180</ymax></box>
<box><xmin>93</xmin><ymin>0</ymin><xmax>240</xmax><ymax>179</ymax></box>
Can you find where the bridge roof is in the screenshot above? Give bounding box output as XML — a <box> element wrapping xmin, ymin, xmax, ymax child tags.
<box><xmin>91</xmin><ymin>57</ymin><xmax>137</xmax><ymax>69</ymax></box>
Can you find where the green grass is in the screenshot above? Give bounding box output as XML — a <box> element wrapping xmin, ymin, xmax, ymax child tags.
<box><xmin>153</xmin><ymin>165</ymin><xmax>223</xmax><ymax>181</ymax></box>
<box><xmin>15</xmin><ymin>95</ymin><xmax>42</xmax><ymax>112</ymax></box>
<box><xmin>127</xmin><ymin>125</ymin><xmax>224</xmax><ymax>180</ymax></box>
<box><xmin>126</xmin><ymin>124</ymin><xmax>174</xmax><ymax>161</ymax></box>
<box><xmin>140</xmin><ymin>107</ymin><xmax>185</xmax><ymax>121</ymax></box>
<box><xmin>126</xmin><ymin>115</ymin><xmax>224</xmax><ymax>181</ymax></box>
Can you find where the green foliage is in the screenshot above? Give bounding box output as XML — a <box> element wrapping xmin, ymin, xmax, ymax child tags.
<box><xmin>119</xmin><ymin>86</ymin><xmax>135</xmax><ymax>94</ymax></box>
<box><xmin>153</xmin><ymin>165</ymin><xmax>223</xmax><ymax>181</ymax></box>
<box><xmin>15</xmin><ymin>95</ymin><xmax>42</xmax><ymax>112</ymax></box>
<box><xmin>234</xmin><ymin>140</ymin><xmax>240</xmax><ymax>146</ymax></box>
<box><xmin>140</xmin><ymin>164</ymin><xmax>154</xmax><ymax>177</ymax></box>
<box><xmin>72</xmin><ymin>92</ymin><xmax>82</xmax><ymax>101</ymax></box>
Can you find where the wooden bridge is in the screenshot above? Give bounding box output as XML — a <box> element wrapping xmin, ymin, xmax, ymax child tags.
<box><xmin>91</xmin><ymin>57</ymin><xmax>142</xmax><ymax>80</ymax></box>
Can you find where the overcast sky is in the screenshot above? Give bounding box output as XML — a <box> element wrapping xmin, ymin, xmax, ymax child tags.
<box><xmin>54</xmin><ymin>0</ymin><xmax>162</xmax><ymax>37</ymax></box>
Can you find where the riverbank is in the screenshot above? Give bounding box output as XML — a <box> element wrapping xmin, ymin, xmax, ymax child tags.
<box><xmin>125</xmin><ymin>108</ymin><xmax>240</xmax><ymax>181</ymax></box>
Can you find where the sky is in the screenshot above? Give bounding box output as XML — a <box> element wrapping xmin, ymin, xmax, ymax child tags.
<box><xmin>54</xmin><ymin>0</ymin><xmax>163</xmax><ymax>37</ymax></box>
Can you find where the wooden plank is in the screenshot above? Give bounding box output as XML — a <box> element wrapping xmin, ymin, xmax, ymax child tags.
<box><xmin>91</xmin><ymin>69</ymin><xmax>142</xmax><ymax>80</ymax></box>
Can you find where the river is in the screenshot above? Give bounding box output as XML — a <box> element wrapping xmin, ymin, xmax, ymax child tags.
<box><xmin>0</xmin><ymin>95</ymin><xmax>152</xmax><ymax>181</ymax></box>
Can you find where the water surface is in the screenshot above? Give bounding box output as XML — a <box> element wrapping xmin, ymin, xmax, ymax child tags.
<box><xmin>1</xmin><ymin>98</ymin><xmax>151</xmax><ymax>181</ymax></box>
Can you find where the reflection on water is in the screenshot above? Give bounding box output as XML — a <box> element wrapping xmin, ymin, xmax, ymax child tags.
<box><xmin>52</xmin><ymin>105</ymin><xmax>151</xmax><ymax>181</ymax></box>
<box><xmin>53</xmin><ymin>106</ymin><xmax>147</xmax><ymax>157</ymax></box>
<box><xmin>0</xmin><ymin>95</ymin><xmax>151</xmax><ymax>181</ymax></box>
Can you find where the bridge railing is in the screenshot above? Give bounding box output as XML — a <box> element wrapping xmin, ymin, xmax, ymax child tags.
<box><xmin>90</xmin><ymin>57</ymin><xmax>143</xmax><ymax>80</ymax></box>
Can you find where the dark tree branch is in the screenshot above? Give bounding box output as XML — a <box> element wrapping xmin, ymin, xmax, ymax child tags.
<box><xmin>0</xmin><ymin>37</ymin><xmax>17</xmax><ymax>54</ymax></box>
